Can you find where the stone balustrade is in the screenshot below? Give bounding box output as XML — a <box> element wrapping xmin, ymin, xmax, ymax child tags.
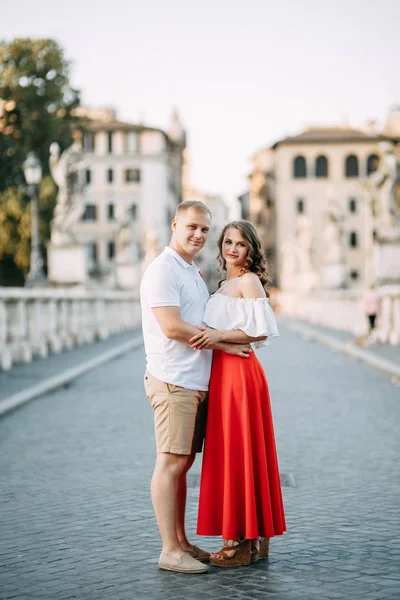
<box><xmin>0</xmin><ymin>288</ymin><xmax>141</xmax><ymax>371</ymax></box>
<box><xmin>276</xmin><ymin>285</ymin><xmax>400</xmax><ymax>346</ymax></box>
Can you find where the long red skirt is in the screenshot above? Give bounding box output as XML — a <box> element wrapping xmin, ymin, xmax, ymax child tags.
<box><xmin>197</xmin><ymin>350</ymin><xmax>286</xmax><ymax>540</ymax></box>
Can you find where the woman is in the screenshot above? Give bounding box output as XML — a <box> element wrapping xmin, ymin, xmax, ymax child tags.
<box><xmin>190</xmin><ymin>220</ymin><xmax>286</xmax><ymax>567</ymax></box>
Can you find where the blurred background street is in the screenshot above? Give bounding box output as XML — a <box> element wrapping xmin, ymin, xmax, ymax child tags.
<box><xmin>1</xmin><ymin>2</ymin><xmax>400</xmax><ymax>598</ymax></box>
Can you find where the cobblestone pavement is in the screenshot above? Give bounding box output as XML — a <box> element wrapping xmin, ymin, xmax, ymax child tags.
<box><xmin>0</xmin><ymin>330</ymin><xmax>140</xmax><ymax>402</ymax></box>
<box><xmin>281</xmin><ymin>316</ymin><xmax>400</xmax><ymax>366</ymax></box>
<box><xmin>1</xmin><ymin>323</ymin><xmax>399</xmax><ymax>600</ymax></box>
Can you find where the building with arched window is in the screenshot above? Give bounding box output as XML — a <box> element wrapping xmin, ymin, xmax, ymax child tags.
<box><xmin>345</xmin><ymin>155</ymin><xmax>359</xmax><ymax>177</ymax></box>
<box><xmin>315</xmin><ymin>155</ymin><xmax>328</xmax><ymax>178</ymax></box>
<box><xmin>243</xmin><ymin>119</ymin><xmax>399</xmax><ymax>289</ymax></box>
<box><xmin>366</xmin><ymin>154</ymin><xmax>379</xmax><ymax>175</ymax></box>
<box><xmin>293</xmin><ymin>156</ymin><xmax>307</xmax><ymax>178</ymax></box>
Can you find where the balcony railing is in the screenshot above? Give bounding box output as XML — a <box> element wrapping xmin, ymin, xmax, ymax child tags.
<box><xmin>0</xmin><ymin>288</ymin><xmax>141</xmax><ymax>370</ymax></box>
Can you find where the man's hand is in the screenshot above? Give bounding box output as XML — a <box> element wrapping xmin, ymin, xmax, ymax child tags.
<box><xmin>219</xmin><ymin>342</ymin><xmax>253</xmax><ymax>358</ymax></box>
<box><xmin>189</xmin><ymin>327</ymin><xmax>222</xmax><ymax>349</ymax></box>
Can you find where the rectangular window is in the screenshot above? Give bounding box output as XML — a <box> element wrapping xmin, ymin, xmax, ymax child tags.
<box><xmin>82</xmin><ymin>204</ymin><xmax>97</xmax><ymax>221</ymax></box>
<box><xmin>85</xmin><ymin>169</ymin><xmax>91</xmax><ymax>185</ymax></box>
<box><xmin>349</xmin><ymin>197</ymin><xmax>357</xmax><ymax>213</ymax></box>
<box><xmin>107</xmin><ymin>132</ymin><xmax>113</xmax><ymax>153</ymax></box>
<box><xmin>83</xmin><ymin>133</ymin><xmax>95</xmax><ymax>151</ymax></box>
<box><xmin>88</xmin><ymin>242</ymin><xmax>97</xmax><ymax>263</ymax></box>
<box><xmin>125</xmin><ymin>168</ymin><xmax>141</xmax><ymax>183</ymax></box>
<box><xmin>107</xmin><ymin>241</ymin><xmax>115</xmax><ymax>259</ymax></box>
<box><xmin>126</xmin><ymin>131</ymin><xmax>139</xmax><ymax>153</ymax></box>
<box><xmin>107</xmin><ymin>204</ymin><xmax>115</xmax><ymax>221</ymax></box>
<box><xmin>349</xmin><ymin>231</ymin><xmax>358</xmax><ymax>248</ymax></box>
<box><xmin>107</xmin><ymin>168</ymin><xmax>114</xmax><ymax>183</ymax></box>
<box><xmin>296</xmin><ymin>198</ymin><xmax>305</xmax><ymax>214</ymax></box>
<box><xmin>130</xmin><ymin>204</ymin><xmax>138</xmax><ymax>219</ymax></box>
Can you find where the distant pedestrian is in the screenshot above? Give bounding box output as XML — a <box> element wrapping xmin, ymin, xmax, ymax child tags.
<box><xmin>363</xmin><ymin>284</ymin><xmax>380</xmax><ymax>340</ymax></box>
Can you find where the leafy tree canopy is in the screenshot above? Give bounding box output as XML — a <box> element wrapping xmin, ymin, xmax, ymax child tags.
<box><xmin>0</xmin><ymin>38</ymin><xmax>83</xmax><ymax>285</ymax></box>
<box><xmin>0</xmin><ymin>37</ymin><xmax>81</xmax><ymax>191</ymax></box>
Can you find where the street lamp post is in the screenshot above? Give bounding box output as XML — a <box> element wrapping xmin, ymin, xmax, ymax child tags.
<box><xmin>23</xmin><ymin>152</ymin><xmax>46</xmax><ymax>287</ymax></box>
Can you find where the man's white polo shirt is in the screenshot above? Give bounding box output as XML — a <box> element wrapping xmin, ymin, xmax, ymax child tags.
<box><xmin>140</xmin><ymin>246</ymin><xmax>212</xmax><ymax>391</ymax></box>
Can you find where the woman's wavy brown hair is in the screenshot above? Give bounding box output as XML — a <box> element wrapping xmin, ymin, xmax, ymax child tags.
<box><xmin>217</xmin><ymin>220</ymin><xmax>271</xmax><ymax>294</ymax></box>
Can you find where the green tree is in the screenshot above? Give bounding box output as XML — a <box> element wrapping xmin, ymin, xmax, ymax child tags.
<box><xmin>0</xmin><ymin>38</ymin><xmax>82</xmax><ymax>285</ymax></box>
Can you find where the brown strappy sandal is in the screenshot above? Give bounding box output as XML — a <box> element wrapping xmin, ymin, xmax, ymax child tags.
<box><xmin>210</xmin><ymin>538</ymin><xmax>251</xmax><ymax>567</ymax></box>
<box><xmin>251</xmin><ymin>537</ymin><xmax>270</xmax><ymax>562</ymax></box>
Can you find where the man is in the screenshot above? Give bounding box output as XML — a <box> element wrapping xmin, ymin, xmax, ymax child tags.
<box><xmin>140</xmin><ymin>201</ymin><xmax>252</xmax><ymax>574</ymax></box>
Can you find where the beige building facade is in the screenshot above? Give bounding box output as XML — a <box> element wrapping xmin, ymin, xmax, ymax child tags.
<box><xmin>74</xmin><ymin>107</ymin><xmax>185</xmax><ymax>276</ymax></box>
<box><xmin>246</xmin><ymin>110</ymin><xmax>400</xmax><ymax>289</ymax></box>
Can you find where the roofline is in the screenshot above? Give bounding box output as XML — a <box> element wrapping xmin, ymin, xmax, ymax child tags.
<box><xmin>84</xmin><ymin>120</ymin><xmax>173</xmax><ymax>142</ymax></box>
<box><xmin>272</xmin><ymin>134</ymin><xmax>396</xmax><ymax>148</ymax></box>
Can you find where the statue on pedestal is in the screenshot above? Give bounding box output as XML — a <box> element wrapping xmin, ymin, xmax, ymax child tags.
<box><xmin>296</xmin><ymin>214</ymin><xmax>314</xmax><ymax>273</ymax></box>
<box><xmin>279</xmin><ymin>216</ymin><xmax>318</xmax><ymax>292</ymax></box>
<box><xmin>367</xmin><ymin>141</ymin><xmax>400</xmax><ymax>237</ymax></box>
<box><xmin>320</xmin><ymin>191</ymin><xmax>346</xmax><ymax>289</ymax></box>
<box><xmin>322</xmin><ymin>197</ymin><xmax>344</xmax><ymax>265</ymax></box>
<box><xmin>280</xmin><ymin>238</ymin><xmax>298</xmax><ymax>291</ymax></box>
<box><xmin>114</xmin><ymin>205</ymin><xmax>141</xmax><ymax>290</ymax></box>
<box><xmin>142</xmin><ymin>230</ymin><xmax>159</xmax><ymax>272</ymax></box>
<box><xmin>115</xmin><ymin>206</ymin><xmax>140</xmax><ymax>263</ymax></box>
<box><xmin>47</xmin><ymin>135</ymin><xmax>87</xmax><ymax>285</ymax></box>
<box><xmin>366</xmin><ymin>142</ymin><xmax>400</xmax><ymax>284</ymax></box>
<box><xmin>49</xmin><ymin>136</ymin><xmax>85</xmax><ymax>246</ymax></box>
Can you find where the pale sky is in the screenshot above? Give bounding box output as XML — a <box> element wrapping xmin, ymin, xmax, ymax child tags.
<box><xmin>3</xmin><ymin>0</ymin><xmax>400</xmax><ymax>204</ymax></box>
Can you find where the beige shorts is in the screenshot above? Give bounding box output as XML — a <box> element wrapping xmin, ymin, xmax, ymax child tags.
<box><xmin>144</xmin><ymin>370</ymin><xmax>208</xmax><ymax>455</ymax></box>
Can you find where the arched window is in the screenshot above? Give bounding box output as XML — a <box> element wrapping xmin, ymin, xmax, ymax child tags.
<box><xmin>349</xmin><ymin>231</ymin><xmax>358</xmax><ymax>248</ymax></box>
<box><xmin>345</xmin><ymin>155</ymin><xmax>359</xmax><ymax>178</ymax></box>
<box><xmin>315</xmin><ymin>155</ymin><xmax>328</xmax><ymax>178</ymax></box>
<box><xmin>293</xmin><ymin>156</ymin><xmax>306</xmax><ymax>178</ymax></box>
<box><xmin>367</xmin><ymin>154</ymin><xmax>379</xmax><ymax>175</ymax></box>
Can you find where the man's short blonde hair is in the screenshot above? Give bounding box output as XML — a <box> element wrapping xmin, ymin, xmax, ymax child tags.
<box><xmin>174</xmin><ymin>200</ymin><xmax>212</xmax><ymax>219</ymax></box>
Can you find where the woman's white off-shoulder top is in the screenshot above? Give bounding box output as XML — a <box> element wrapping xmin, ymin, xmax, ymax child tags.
<box><xmin>203</xmin><ymin>293</ymin><xmax>279</xmax><ymax>349</ymax></box>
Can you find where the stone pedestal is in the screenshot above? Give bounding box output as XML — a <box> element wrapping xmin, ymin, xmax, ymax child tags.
<box><xmin>373</xmin><ymin>237</ymin><xmax>400</xmax><ymax>285</ymax></box>
<box><xmin>47</xmin><ymin>244</ymin><xmax>87</xmax><ymax>285</ymax></box>
<box><xmin>115</xmin><ymin>261</ymin><xmax>140</xmax><ymax>290</ymax></box>
<box><xmin>321</xmin><ymin>263</ymin><xmax>347</xmax><ymax>289</ymax></box>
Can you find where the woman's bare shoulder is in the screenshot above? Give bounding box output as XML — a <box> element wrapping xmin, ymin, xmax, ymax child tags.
<box><xmin>239</xmin><ymin>272</ymin><xmax>266</xmax><ymax>298</ymax></box>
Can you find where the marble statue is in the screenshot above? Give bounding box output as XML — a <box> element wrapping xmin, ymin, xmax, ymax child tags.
<box><xmin>142</xmin><ymin>229</ymin><xmax>159</xmax><ymax>271</ymax></box>
<box><xmin>322</xmin><ymin>197</ymin><xmax>343</xmax><ymax>265</ymax></box>
<box><xmin>368</xmin><ymin>141</ymin><xmax>400</xmax><ymax>235</ymax></box>
<box><xmin>115</xmin><ymin>206</ymin><xmax>139</xmax><ymax>263</ymax></box>
<box><xmin>49</xmin><ymin>139</ymin><xmax>85</xmax><ymax>246</ymax></box>
<box><xmin>280</xmin><ymin>238</ymin><xmax>298</xmax><ymax>282</ymax></box>
<box><xmin>296</xmin><ymin>214</ymin><xmax>314</xmax><ymax>273</ymax></box>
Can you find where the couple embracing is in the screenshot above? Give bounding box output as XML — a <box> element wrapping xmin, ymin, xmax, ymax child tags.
<box><xmin>140</xmin><ymin>200</ymin><xmax>286</xmax><ymax>574</ymax></box>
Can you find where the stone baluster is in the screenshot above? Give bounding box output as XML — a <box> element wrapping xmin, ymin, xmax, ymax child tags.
<box><xmin>390</xmin><ymin>297</ymin><xmax>400</xmax><ymax>346</ymax></box>
<box><xmin>378</xmin><ymin>296</ymin><xmax>391</xmax><ymax>344</ymax></box>
<box><xmin>58</xmin><ymin>299</ymin><xmax>72</xmax><ymax>349</ymax></box>
<box><xmin>0</xmin><ymin>299</ymin><xmax>12</xmax><ymax>370</ymax></box>
<box><xmin>0</xmin><ymin>289</ymin><xmax>141</xmax><ymax>371</ymax></box>
<box><xmin>27</xmin><ymin>297</ymin><xmax>48</xmax><ymax>359</ymax></box>
<box><xmin>8</xmin><ymin>299</ymin><xmax>31</xmax><ymax>364</ymax></box>
<box><xmin>47</xmin><ymin>298</ymin><xmax>63</xmax><ymax>354</ymax></box>
<box><xmin>94</xmin><ymin>299</ymin><xmax>108</xmax><ymax>340</ymax></box>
